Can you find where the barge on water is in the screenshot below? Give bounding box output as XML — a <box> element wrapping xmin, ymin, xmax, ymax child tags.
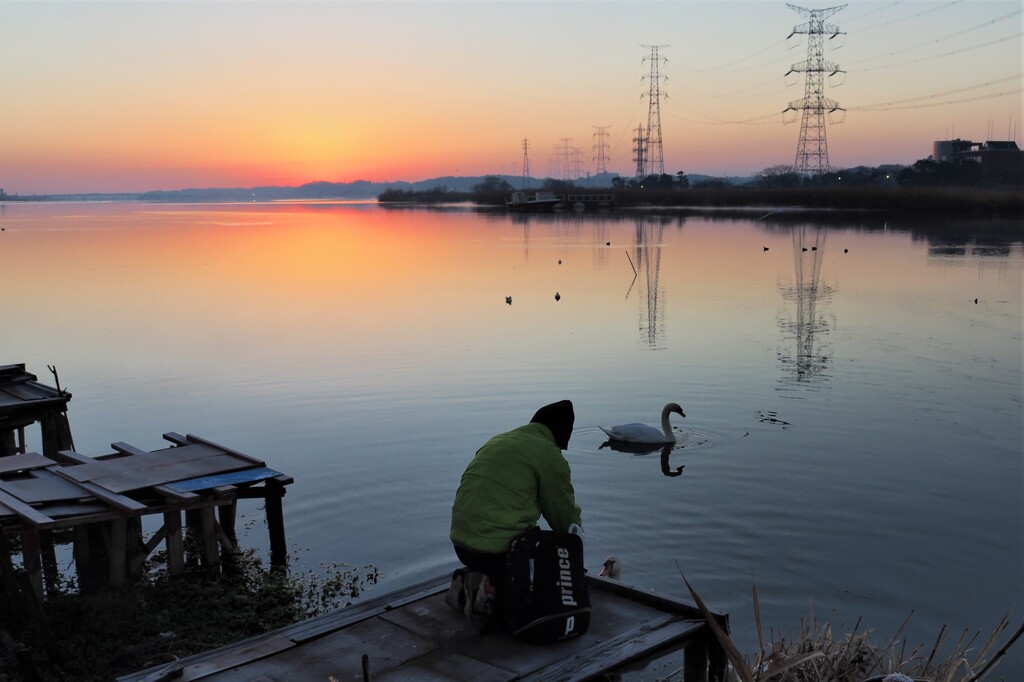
<box><xmin>121</xmin><ymin>571</ymin><xmax>729</xmax><ymax>681</ymax></box>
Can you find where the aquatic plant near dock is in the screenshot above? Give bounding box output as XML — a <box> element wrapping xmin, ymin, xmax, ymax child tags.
<box><xmin>0</xmin><ymin>548</ymin><xmax>380</xmax><ymax>682</ymax></box>
<box><xmin>681</xmin><ymin>573</ymin><xmax>1021</xmax><ymax>682</ymax></box>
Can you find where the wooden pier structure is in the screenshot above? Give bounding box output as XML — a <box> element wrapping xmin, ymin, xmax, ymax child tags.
<box><xmin>0</xmin><ymin>365</ymin><xmax>293</xmax><ymax>597</ymax></box>
<box><xmin>121</xmin><ymin>572</ymin><xmax>729</xmax><ymax>682</ymax></box>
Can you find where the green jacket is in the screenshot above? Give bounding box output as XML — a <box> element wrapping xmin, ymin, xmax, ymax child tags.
<box><xmin>450</xmin><ymin>422</ymin><xmax>583</xmax><ymax>554</ymax></box>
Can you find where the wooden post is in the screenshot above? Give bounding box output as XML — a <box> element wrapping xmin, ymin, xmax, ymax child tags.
<box><xmin>708</xmin><ymin>627</ymin><xmax>729</xmax><ymax>682</ymax></box>
<box><xmin>218</xmin><ymin>500</ymin><xmax>237</xmax><ymax>562</ymax></box>
<box><xmin>39</xmin><ymin>412</ymin><xmax>74</xmax><ymax>459</ymax></box>
<box><xmin>0</xmin><ymin>429</ymin><xmax>17</xmax><ymax>457</ymax></box>
<box><xmin>107</xmin><ymin>519</ymin><xmax>127</xmax><ymax>588</ymax></box>
<box><xmin>199</xmin><ymin>506</ymin><xmax>219</xmax><ymax>567</ymax></box>
<box><xmin>20</xmin><ymin>529</ymin><xmax>43</xmax><ymax>599</ymax></box>
<box><xmin>265</xmin><ymin>481</ymin><xmax>287</xmax><ymax>568</ymax></box>
<box><xmin>126</xmin><ymin>516</ymin><xmax>144</xmax><ymax>581</ymax></box>
<box><xmin>683</xmin><ymin>634</ymin><xmax>709</xmax><ymax>682</ymax></box>
<box><xmin>39</xmin><ymin>532</ymin><xmax>59</xmax><ymax>594</ymax></box>
<box><xmin>184</xmin><ymin>509</ymin><xmax>202</xmax><ymax>568</ymax></box>
<box><xmin>164</xmin><ymin>511</ymin><xmax>185</xmax><ymax>576</ymax></box>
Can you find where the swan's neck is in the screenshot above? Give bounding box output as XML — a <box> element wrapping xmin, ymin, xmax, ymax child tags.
<box><xmin>661</xmin><ymin>409</ymin><xmax>673</xmax><ymax>437</ymax></box>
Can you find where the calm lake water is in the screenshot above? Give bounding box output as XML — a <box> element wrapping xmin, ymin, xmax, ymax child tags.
<box><xmin>1</xmin><ymin>201</ymin><xmax>1021</xmax><ymax>677</ymax></box>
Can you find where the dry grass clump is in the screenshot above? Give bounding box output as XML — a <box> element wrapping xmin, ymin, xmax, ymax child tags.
<box><xmin>682</xmin><ymin>574</ymin><xmax>1022</xmax><ymax>682</ymax></box>
<box><xmin>748</xmin><ymin>610</ymin><xmax>1020</xmax><ymax>682</ymax></box>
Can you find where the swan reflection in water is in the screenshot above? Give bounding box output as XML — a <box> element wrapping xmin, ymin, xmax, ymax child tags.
<box><xmin>599</xmin><ymin>439</ymin><xmax>685</xmax><ymax>477</ymax></box>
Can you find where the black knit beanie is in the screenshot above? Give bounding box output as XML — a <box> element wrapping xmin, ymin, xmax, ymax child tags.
<box><xmin>530</xmin><ymin>399</ymin><xmax>575</xmax><ymax>450</ymax></box>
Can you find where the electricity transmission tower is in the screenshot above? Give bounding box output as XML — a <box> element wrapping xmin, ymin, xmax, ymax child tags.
<box><xmin>592</xmin><ymin>126</ymin><xmax>610</xmax><ymax>176</ymax></box>
<box><xmin>783</xmin><ymin>4</ymin><xmax>846</xmax><ymax>175</ymax></box>
<box><xmin>641</xmin><ymin>44</ymin><xmax>668</xmax><ymax>177</ymax></box>
<box><xmin>521</xmin><ymin>137</ymin><xmax>530</xmax><ymax>189</ymax></box>
<box><xmin>633</xmin><ymin>124</ymin><xmax>648</xmax><ymax>179</ymax></box>
<box><xmin>559</xmin><ymin>138</ymin><xmax>573</xmax><ymax>180</ymax></box>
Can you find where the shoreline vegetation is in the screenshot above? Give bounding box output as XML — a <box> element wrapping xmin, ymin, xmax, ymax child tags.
<box><xmin>1</xmin><ymin>552</ymin><xmax>1019</xmax><ymax>681</ymax></box>
<box><xmin>377</xmin><ymin>184</ymin><xmax>1024</xmax><ymax>217</ymax></box>
<box><xmin>3</xmin><ymin>159</ymin><xmax>1022</xmax><ymax>217</ymax></box>
<box><xmin>376</xmin><ymin>162</ymin><xmax>1023</xmax><ymax>217</ymax></box>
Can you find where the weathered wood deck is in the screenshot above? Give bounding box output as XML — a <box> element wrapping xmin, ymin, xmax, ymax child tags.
<box><xmin>120</xmin><ymin>572</ymin><xmax>728</xmax><ymax>682</ymax></box>
<box><xmin>0</xmin><ymin>432</ymin><xmax>292</xmax><ymax>594</ymax></box>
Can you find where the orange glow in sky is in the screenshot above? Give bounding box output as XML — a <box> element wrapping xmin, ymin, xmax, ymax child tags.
<box><xmin>1</xmin><ymin>1</ymin><xmax>1020</xmax><ymax>194</ymax></box>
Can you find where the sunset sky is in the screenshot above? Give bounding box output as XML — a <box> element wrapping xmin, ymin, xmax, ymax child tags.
<box><xmin>1</xmin><ymin>0</ymin><xmax>1020</xmax><ymax>194</ymax></box>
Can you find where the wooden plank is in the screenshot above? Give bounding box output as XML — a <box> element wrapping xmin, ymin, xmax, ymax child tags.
<box><xmin>152</xmin><ymin>484</ymin><xmax>199</xmax><ymax>502</ymax></box>
<box><xmin>0</xmin><ymin>489</ymin><xmax>55</xmax><ymax>528</ymax></box>
<box><xmin>60</xmin><ymin>444</ymin><xmax>228</xmax><ymax>481</ymax></box>
<box><xmin>110</xmin><ymin>442</ymin><xmax>148</xmax><ymax>456</ymax></box>
<box><xmin>165</xmin><ymin>468</ymin><xmax>283</xmax><ymax>493</ymax></box>
<box><xmin>588</xmin><ymin>574</ymin><xmax>724</xmax><ymax>624</ymax></box>
<box><xmin>118</xmin><ymin>572</ymin><xmax>722</xmax><ymax>682</ymax></box>
<box><xmin>51</xmin><ymin>449</ymin><xmax>98</xmax><ymax>465</ymax></box>
<box><xmin>0</xmin><ymin>453</ymin><xmax>54</xmax><ymax>475</ymax></box>
<box><xmin>78</xmin><ymin>453</ymin><xmax>255</xmax><ymax>493</ymax></box>
<box><xmin>160</xmin><ymin>432</ymin><xmax>190</xmax><ymax>447</ymax></box>
<box><xmin>0</xmin><ymin>470</ymin><xmax>93</xmax><ymax>503</ymax></box>
<box><xmin>207</xmin><ymin>617</ymin><xmax>436</xmax><ymax>682</ymax></box>
<box><xmin>280</xmin><ymin>573</ymin><xmax>453</xmax><ymax>642</ymax></box>
<box><xmin>29</xmin><ymin>501</ymin><xmax>110</xmax><ymax>518</ymax></box>
<box><xmin>521</xmin><ymin>616</ymin><xmax>704</xmax><ymax>681</ymax></box>
<box><xmin>50</xmin><ymin>469</ymin><xmax>149</xmax><ymax>513</ymax></box>
<box><xmin>176</xmin><ymin>434</ymin><xmax>266</xmax><ymax>467</ymax></box>
<box><xmin>124</xmin><ymin>635</ymin><xmax>295</xmax><ymax>682</ymax></box>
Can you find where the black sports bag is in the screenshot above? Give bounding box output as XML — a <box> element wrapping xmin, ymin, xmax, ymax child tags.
<box><xmin>503</xmin><ymin>528</ymin><xmax>591</xmax><ymax>644</ymax></box>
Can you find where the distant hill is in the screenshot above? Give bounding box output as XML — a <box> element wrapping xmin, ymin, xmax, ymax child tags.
<box><xmin>4</xmin><ymin>171</ymin><xmax>752</xmax><ymax>202</ymax></box>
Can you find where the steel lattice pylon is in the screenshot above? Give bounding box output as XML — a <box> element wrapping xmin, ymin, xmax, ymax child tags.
<box><xmin>641</xmin><ymin>44</ymin><xmax>668</xmax><ymax>177</ymax></box>
<box><xmin>784</xmin><ymin>4</ymin><xmax>846</xmax><ymax>175</ymax></box>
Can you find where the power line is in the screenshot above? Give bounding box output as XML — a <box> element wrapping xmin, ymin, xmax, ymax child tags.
<box><xmin>856</xmin><ymin>32</ymin><xmax>1023</xmax><ymax>73</ymax></box>
<box><xmin>849</xmin><ymin>74</ymin><xmax>1022</xmax><ymax>110</ymax></box>
<box><xmin>850</xmin><ymin>0</ymin><xmax>963</xmax><ymax>33</ymax></box>
<box><xmin>847</xmin><ymin>8</ymin><xmax>1022</xmax><ymax>67</ymax></box>
<box><xmin>666</xmin><ymin>108</ymin><xmax>779</xmax><ymax>125</ymax></box>
<box><xmin>841</xmin><ymin>0</ymin><xmax>905</xmax><ymax>26</ymax></box>
<box><xmin>848</xmin><ymin>88</ymin><xmax>1023</xmax><ymax>112</ymax></box>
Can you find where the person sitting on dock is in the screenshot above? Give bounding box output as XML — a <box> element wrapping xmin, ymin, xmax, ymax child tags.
<box><xmin>449</xmin><ymin>399</ymin><xmax>583</xmax><ymax>627</ymax></box>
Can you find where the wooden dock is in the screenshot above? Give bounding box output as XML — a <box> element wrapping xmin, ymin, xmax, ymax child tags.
<box><xmin>0</xmin><ymin>432</ymin><xmax>292</xmax><ymax>595</ymax></box>
<box><xmin>120</xmin><ymin>572</ymin><xmax>729</xmax><ymax>682</ymax></box>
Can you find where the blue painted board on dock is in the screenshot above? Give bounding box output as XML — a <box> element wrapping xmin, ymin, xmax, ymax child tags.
<box><xmin>167</xmin><ymin>467</ymin><xmax>281</xmax><ymax>492</ymax></box>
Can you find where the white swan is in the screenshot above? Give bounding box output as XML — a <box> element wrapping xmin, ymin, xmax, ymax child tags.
<box><xmin>599</xmin><ymin>402</ymin><xmax>685</xmax><ymax>444</ymax></box>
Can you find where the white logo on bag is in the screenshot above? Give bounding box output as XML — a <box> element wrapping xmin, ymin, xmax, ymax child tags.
<box><xmin>564</xmin><ymin>615</ymin><xmax>576</xmax><ymax>636</ymax></box>
<box><xmin>556</xmin><ymin>547</ymin><xmax>577</xmax><ymax>606</ymax></box>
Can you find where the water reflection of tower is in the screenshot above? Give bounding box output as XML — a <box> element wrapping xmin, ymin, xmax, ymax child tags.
<box><xmin>632</xmin><ymin>217</ymin><xmax>669</xmax><ymax>348</ymax></box>
<box><xmin>777</xmin><ymin>225</ymin><xmax>834</xmax><ymax>388</ymax></box>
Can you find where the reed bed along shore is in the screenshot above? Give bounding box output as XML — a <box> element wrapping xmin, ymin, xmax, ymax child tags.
<box><xmin>681</xmin><ymin>576</ymin><xmax>1022</xmax><ymax>682</ymax></box>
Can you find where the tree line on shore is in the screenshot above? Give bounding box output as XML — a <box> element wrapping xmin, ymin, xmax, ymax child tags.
<box><xmin>377</xmin><ymin>158</ymin><xmax>1023</xmax><ymax>215</ymax></box>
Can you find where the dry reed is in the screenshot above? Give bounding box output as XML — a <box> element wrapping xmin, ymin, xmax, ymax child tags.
<box><xmin>680</xmin><ymin>572</ymin><xmax>1021</xmax><ymax>682</ymax></box>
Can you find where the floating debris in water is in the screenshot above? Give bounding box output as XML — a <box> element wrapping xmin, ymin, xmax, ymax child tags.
<box><xmin>505</xmin><ymin>296</ymin><xmax>512</xmax><ymax>305</ymax></box>
<box><xmin>756</xmin><ymin>410</ymin><xmax>791</xmax><ymax>428</ymax></box>
<box><xmin>554</xmin><ymin>292</ymin><xmax>561</xmax><ymax>301</ymax></box>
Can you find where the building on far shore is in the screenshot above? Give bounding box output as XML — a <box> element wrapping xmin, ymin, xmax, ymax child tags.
<box><xmin>932</xmin><ymin>139</ymin><xmax>1023</xmax><ymax>177</ymax></box>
